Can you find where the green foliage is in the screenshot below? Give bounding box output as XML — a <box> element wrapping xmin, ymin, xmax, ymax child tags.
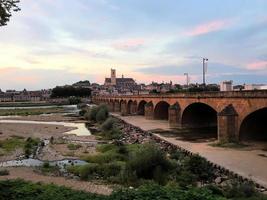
<box><xmin>0</xmin><ymin>179</ymin><xmax>104</xmax><ymax>200</ymax></box>
<box><xmin>67</xmin><ymin>143</ymin><xmax>82</xmax><ymax>150</ymax></box>
<box><xmin>51</xmin><ymin>86</ymin><xmax>91</xmax><ymax>98</ymax></box>
<box><xmin>1</xmin><ymin>179</ymin><xmax>266</xmax><ymax>200</ymax></box>
<box><xmin>68</xmin><ymin>96</ymin><xmax>81</xmax><ymax>105</ymax></box>
<box><xmin>24</xmin><ymin>137</ymin><xmax>40</xmax><ymax>158</ymax></box>
<box><xmin>101</xmin><ymin>118</ymin><xmax>116</xmax><ymax>132</ymax></box>
<box><xmin>110</xmin><ymin>183</ymin><xmax>226</xmax><ymax>200</ymax></box>
<box><xmin>0</xmin><ymin>0</ymin><xmax>20</xmax><ymax>26</ymax></box>
<box><xmin>0</xmin><ymin>137</ymin><xmax>24</xmax><ymax>152</ymax></box>
<box><xmin>182</xmin><ymin>154</ymin><xmax>215</xmax><ymax>183</ymax></box>
<box><xmin>0</xmin><ymin>107</ymin><xmax>65</xmax><ymax>116</ymax></box>
<box><xmin>223</xmin><ymin>181</ymin><xmax>258</xmax><ymax>199</ymax></box>
<box><xmin>96</xmin><ymin>107</ymin><xmax>109</xmax><ymax>123</ymax></box>
<box><xmin>125</xmin><ymin>143</ymin><xmax>173</xmax><ymax>185</ymax></box>
<box><xmin>40</xmin><ymin>162</ymin><xmax>59</xmax><ymax>174</ymax></box>
<box><xmin>86</xmin><ymin>104</ymin><xmax>109</xmax><ymax>123</ymax></box>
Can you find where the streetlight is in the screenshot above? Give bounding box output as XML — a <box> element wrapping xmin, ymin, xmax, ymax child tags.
<box><xmin>184</xmin><ymin>73</ymin><xmax>189</xmax><ymax>87</ymax></box>
<box><xmin>202</xmin><ymin>58</ymin><xmax>208</xmax><ymax>85</ymax></box>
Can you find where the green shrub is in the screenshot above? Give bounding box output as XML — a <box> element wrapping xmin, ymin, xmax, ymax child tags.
<box><xmin>68</xmin><ymin>96</ymin><xmax>81</xmax><ymax>105</ymax></box>
<box><xmin>40</xmin><ymin>162</ymin><xmax>59</xmax><ymax>174</ymax></box>
<box><xmin>110</xmin><ymin>183</ymin><xmax>225</xmax><ymax>200</ymax></box>
<box><xmin>223</xmin><ymin>181</ymin><xmax>257</xmax><ymax>198</ymax></box>
<box><xmin>0</xmin><ymin>137</ymin><xmax>24</xmax><ymax>152</ymax></box>
<box><xmin>183</xmin><ymin>154</ymin><xmax>215</xmax><ymax>182</ymax></box>
<box><xmin>96</xmin><ymin>108</ymin><xmax>108</xmax><ymax>123</ymax></box>
<box><xmin>24</xmin><ymin>137</ymin><xmax>40</xmax><ymax>158</ymax></box>
<box><xmin>126</xmin><ymin>143</ymin><xmax>173</xmax><ymax>185</ymax></box>
<box><xmin>68</xmin><ymin>161</ymin><xmax>125</xmax><ymax>181</ymax></box>
<box><xmin>101</xmin><ymin>118</ymin><xmax>116</xmax><ymax>132</ymax></box>
<box><xmin>86</xmin><ymin>106</ymin><xmax>98</xmax><ymax>121</ymax></box>
<box><xmin>67</xmin><ymin>143</ymin><xmax>82</xmax><ymax>150</ymax></box>
<box><xmin>82</xmin><ymin>151</ymin><xmax>126</xmax><ymax>164</ymax></box>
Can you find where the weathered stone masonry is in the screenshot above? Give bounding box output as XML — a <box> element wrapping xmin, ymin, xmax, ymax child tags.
<box><xmin>94</xmin><ymin>91</ymin><xmax>267</xmax><ymax>142</ymax></box>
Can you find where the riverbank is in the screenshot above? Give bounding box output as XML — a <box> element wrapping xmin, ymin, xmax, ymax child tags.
<box><xmin>0</xmin><ymin>101</ymin><xmax>68</xmax><ymax>107</ymax></box>
<box><xmin>112</xmin><ymin>113</ymin><xmax>267</xmax><ymax>189</ymax></box>
<box><xmin>0</xmin><ymin>167</ymin><xmax>112</xmax><ymax>195</ymax></box>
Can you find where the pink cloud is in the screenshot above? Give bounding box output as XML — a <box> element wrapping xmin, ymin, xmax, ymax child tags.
<box><xmin>185</xmin><ymin>20</ymin><xmax>232</xmax><ymax>36</ymax></box>
<box><xmin>112</xmin><ymin>38</ymin><xmax>145</xmax><ymax>51</ymax></box>
<box><xmin>247</xmin><ymin>61</ymin><xmax>267</xmax><ymax>70</ymax></box>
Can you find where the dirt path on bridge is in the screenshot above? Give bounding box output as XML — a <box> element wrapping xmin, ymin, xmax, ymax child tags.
<box><xmin>113</xmin><ymin>113</ymin><xmax>267</xmax><ymax>188</ymax></box>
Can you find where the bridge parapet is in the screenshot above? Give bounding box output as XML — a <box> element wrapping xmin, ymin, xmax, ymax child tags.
<box><xmin>95</xmin><ymin>90</ymin><xmax>267</xmax><ymax>99</ymax></box>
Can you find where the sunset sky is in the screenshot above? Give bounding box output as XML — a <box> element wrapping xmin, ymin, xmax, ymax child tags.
<box><xmin>0</xmin><ymin>0</ymin><xmax>267</xmax><ymax>90</ymax></box>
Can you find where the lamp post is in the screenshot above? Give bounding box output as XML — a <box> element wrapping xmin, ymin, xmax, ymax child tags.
<box><xmin>202</xmin><ymin>58</ymin><xmax>208</xmax><ymax>85</ymax></box>
<box><xmin>184</xmin><ymin>73</ymin><xmax>189</xmax><ymax>87</ymax></box>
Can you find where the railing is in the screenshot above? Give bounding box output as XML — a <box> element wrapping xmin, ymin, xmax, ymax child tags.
<box><xmin>95</xmin><ymin>90</ymin><xmax>267</xmax><ymax>99</ymax></box>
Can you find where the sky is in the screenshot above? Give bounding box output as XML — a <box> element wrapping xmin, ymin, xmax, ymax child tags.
<box><xmin>0</xmin><ymin>0</ymin><xmax>267</xmax><ymax>90</ymax></box>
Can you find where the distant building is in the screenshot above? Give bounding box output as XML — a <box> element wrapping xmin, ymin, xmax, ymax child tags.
<box><xmin>104</xmin><ymin>69</ymin><xmax>137</xmax><ymax>92</ymax></box>
<box><xmin>244</xmin><ymin>84</ymin><xmax>267</xmax><ymax>91</ymax></box>
<box><xmin>220</xmin><ymin>81</ymin><xmax>233</xmax><ymax>91</ymax></box>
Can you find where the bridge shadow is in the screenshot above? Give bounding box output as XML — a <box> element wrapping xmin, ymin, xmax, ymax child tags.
<box><xmin>152</xmin><ymin>127</ymin><xmax>217</xmax><ymax>143</ymax></box>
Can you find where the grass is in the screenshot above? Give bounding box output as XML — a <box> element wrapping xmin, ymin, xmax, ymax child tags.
<box><xmin>40</xmin><ymin>162</ymin><xmax>60</xmax><ymax>175</ymax></box>
<box><xmin>0</xmin><ymin>137</ymin><xmax>25</xmax><ymax>152</ymax></box>
<box><xmin>0</xmin><ymin>107</ymin><xmax>65</xmax><ymax>116</ymax></box>
<box><xmin>67</xmin><ymin>143</ymin><xmax>82</xmax><ymax>150</ymax></box>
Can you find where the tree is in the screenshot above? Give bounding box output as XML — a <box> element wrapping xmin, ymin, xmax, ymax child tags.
<box><xmin>0</xmin><ymin>0</ymin><xmax>20</xmax><ymax>26</ymax></box>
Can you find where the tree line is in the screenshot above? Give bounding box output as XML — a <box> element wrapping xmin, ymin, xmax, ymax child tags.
<box><xmin>51</xmin><ymin>86</ymin><xmax>91</xmax><ymax>98</ymax></box>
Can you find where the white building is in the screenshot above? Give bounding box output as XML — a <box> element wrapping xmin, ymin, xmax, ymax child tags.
<box><xmin>244</xmin><ymin>84</ymin><xmax>267</xmax><ymax>90</ymax></box>
<box><xmin>220</xmin><ymin>81</ymin><xmax>233</xmax><ymax>91</ymax></box>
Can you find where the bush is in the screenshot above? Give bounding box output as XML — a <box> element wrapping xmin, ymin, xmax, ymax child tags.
<box><xmin>86</xmin><ymin>104</ymin><xmax>109</xmax><ymax>123</ymax></box>
<box><xmin>67</xmin><ymin>143</ymin><xmax>82</xmax><ymax>150</ymax></box>
<box><xmin>68</xmin><ymin>96</ymin><xmax>81</xmax><ymax>105</ymax></box>
<box><xmin>96</xmin><ymin>108</ymin><xmax>109</xmax><ymax>123</ymax></box>
<box><xmin>223</xmin><ymin>181</ymin><xmax>257</xmax><ymax>198</ymax></box>
<box><xmin>110</xmin><ymin>183</ymin><xmax>225</xmax><ymax>200</ymax></box>
<box><xmin>126</xmin><ymin>143</ymin><xmax>173</xmax><ymax>185</ymax></box>
<box><xmin>24</xmin><ymin>137</ymin><xmax>40</xmax><ymax>158</ymax></box>
<box><xmin>68</xmin><ymin>161</ymin><xmax>125</xmax><ymax>181</ymax></box>
<box><xmin>82</xmin><ymin>151</ymin><xmax>126</xmax><ymax>164</ymax></box>
<box><xmin>101</xmin><ymin>118</ymin><xmax>116</xmax><ymax>132</ymax></box>
<box><xmin>183</xmin><ymin>154</ymin><xmax>215</xmax><ymax>182</ymax></box>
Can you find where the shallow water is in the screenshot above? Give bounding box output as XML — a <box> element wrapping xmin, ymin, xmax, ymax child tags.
<box><xmin>0</xmin><ymin>158</ymin><xmax>87</xmax><ymax>168</ymax></box>
<box><xmin>0</xmin><ymin>105</ymin><xmax>78</xmax><ymax>110</ymax></box>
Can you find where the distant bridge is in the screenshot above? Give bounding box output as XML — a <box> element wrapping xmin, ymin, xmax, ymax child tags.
<box><xmin>93</xmin><ymin>91</ymin><xmax>267</xmax><ymax>142</ymax></box>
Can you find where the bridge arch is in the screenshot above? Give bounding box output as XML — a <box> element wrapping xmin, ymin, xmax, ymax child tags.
<box><xmin>239</xmin><ymin>107</ymin><xmax>267</xmax><ymax>141</ymax></box>
<box><xmin>137</xmin><ymin>100</ymin><xmax>147</xmax><ymax>115</ymax></box>
<box><xmin>154</xmin><ymin>101</ymin><xmax>170</xmax><ymax>120</ymax></box>
<box><xmin>119</xmin><ymin>100</ymin><xmax>125</xmax><ymax>111</ymax></box>
<box><xmin>127</xmin><ymin>100</ymin><xmax>133</xmax><ymax>114</ymax></box>
<box><xmin>182</xmin><ymin>102</ymin><xmax>217</xmax><ymax>128</ymax></box>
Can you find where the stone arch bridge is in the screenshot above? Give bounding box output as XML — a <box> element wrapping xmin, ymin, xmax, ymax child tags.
<box><xmin>93</xmin><ymin>91</ymin><xmax>267</xmax><ymax>143</ymax></box>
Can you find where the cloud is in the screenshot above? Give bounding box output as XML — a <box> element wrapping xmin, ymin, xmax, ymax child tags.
<box><xmin>112</xmin><ymin>38</ymin><xmax>145</xmax><ymax>51</ymax></box>
<box><xmin>135</xmin><ymin>62</ymin><xmax>267</xmax><ymax>84</ymax></box>
<box><xmin>185</xmin><ymin>19</ymin><xmax>233</xmax><ymax>37</ymax></box>
<box><xmin>247</xmin><ymin>61</ymin><xmax>267</xmax><ymax>70</ymax></box>
<box><xmin>0</xmin><ymin>67</ymin><xmax>96</xmax><ymax>91</ymax></box>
